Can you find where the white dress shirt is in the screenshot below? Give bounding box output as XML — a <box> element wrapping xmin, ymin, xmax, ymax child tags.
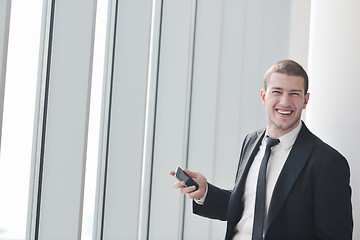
<box><xmin>233</xmin><ymin>122</ymin><xmax>302</xmax><ymax>240</ymax></box>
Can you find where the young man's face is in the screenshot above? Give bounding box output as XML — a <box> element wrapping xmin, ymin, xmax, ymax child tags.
<box><xmin>260</xmin><ymin>72</ymin><xmax>310</xmax><ymax>138</ymax></box>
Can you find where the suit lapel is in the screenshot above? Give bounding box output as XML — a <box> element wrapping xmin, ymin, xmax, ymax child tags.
<box><xmin>234</xmin><ymin>130</ymin><xmax>265</xmax><ymax>189</ymax></box>
<box><xmin>265</xmin><ymin>124</ymin><xmax>314</xmax><ymax>233</ymax></box>
<box><xmin>225</xmin><ymin>130</ymin><xmax>265</xmax><ymax>239</ymax></box>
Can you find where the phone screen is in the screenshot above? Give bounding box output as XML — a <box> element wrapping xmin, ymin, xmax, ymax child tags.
<box><xmin>175</xmin><ymin>167</ymin><xmax>190</xmax><ymax>182</ymax></box>
<box><xmin>175</xmin><ymin>167</ymin><xmax>199</xmax><ymax>190</ymax></box>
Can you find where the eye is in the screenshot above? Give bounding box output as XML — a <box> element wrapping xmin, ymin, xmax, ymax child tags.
<box><xmin>272</xmin><ymin>90</ymin><xmax>282</xmax><ymax>95</ymax></box>
<box><xmin>290</xmin><ymin>92</ymin><xmax>300</xmax><ymax>96</ymax></box>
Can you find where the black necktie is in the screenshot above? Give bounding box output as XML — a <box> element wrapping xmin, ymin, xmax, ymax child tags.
<box><xmin>252</xmin><ymin>136</ymin><xmax>280</xmax><ymax>240</ymax></box>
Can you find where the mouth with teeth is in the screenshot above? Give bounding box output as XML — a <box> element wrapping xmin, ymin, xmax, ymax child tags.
<box><xmin>276</xmin><ymin>108</ymin><xmax>294</xmax><ymax>117</ymax></box>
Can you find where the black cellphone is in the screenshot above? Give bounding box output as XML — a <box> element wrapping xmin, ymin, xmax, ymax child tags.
<box><xmin>174</xmin><ymin>167</ymin><xmax>199</xmax><ymax>191</ymax></box>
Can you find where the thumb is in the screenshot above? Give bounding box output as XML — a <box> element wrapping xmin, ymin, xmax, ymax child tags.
<box><xmin>183</xmin><ymin>168</ymin><xmax>196</xmax><ymax>178</ymax></box>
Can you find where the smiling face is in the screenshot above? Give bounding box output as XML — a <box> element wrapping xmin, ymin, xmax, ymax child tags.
<box><xmin>261</xmin><ymin>72</ymin><xmax>310</xmax><ymax>138</ymax></box>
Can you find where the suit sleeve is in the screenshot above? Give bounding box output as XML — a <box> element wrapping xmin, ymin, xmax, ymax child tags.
<box><xmin>314</xmin><ymin>154</ymin><xmax>353</xmax><ymax>240</ymax></box>
<box><xmin>193</xmin><ymin>183</ymin><xmax>232</xmax><ymax>221</ymax></box>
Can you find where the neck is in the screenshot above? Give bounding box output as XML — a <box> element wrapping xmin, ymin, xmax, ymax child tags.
<box><xmin>267</xmin><ymin>120</ymin><xmax>301</xmax><ymax>139</ymax></box>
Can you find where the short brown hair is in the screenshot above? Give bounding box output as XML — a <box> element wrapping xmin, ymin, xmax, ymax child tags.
<box><xmin>263</xmin><ymin>59</ymin><xmax>309</xmax><ymax>94</ymax></box>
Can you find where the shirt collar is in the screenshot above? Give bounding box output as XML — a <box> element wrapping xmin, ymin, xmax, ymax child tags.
<box><xmin>264</xmin><ymin>121</ymin><xmax>302</xmax><ymax>150</ymax></box>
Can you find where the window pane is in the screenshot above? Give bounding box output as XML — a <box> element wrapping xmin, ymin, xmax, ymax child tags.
<box><xmin>81</xmin><ymin>0</ymin><xmax>109</xmax><ymax>239</ymax></box>
<box><xmin>0</xmin><ymin>0</ymin><xmax>42</xmax><ymax>239</ymax></box>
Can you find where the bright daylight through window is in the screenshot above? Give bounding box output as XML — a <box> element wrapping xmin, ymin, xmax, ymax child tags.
<box><xmin>0</xmin><ymin>0</ymin><xmax>42</xmax><ymax>239</ymax></box>
<box><xmin>0</xmin><ymin>0</ymin><xmax>107</xmax><ymax>239</ymax></box>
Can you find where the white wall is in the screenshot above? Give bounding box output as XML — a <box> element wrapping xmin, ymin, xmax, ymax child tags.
<box><xmin>307</xmin><ymin>0</ymin><xmax>360</xmax><ymax>238</ymax></box>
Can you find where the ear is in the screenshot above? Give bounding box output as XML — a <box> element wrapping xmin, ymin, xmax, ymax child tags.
<box><xmin>303</xmin><ymin>92</ymin><xmax>310</xmax><ymax>109</ymax></box>
<box><xmin>260</xmin><ymin>89</ymin><xmax>266</xmax><ymax>105</ymax></box>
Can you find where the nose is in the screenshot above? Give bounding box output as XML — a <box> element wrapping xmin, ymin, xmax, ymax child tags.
<box><xmin>279</xmin><ymin>94</ymin><xmax>291</xmax><ymax>107</ymax></box>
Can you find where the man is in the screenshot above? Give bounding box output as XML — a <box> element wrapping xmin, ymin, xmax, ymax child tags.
<box><xmin>170</xmin><ymin>60</ymin><xmax>353</xmax><ymax>240</ymax></box>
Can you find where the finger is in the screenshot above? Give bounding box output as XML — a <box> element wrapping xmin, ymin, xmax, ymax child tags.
<box><xmin>187</xmin><ymin>189</ymin><xmax>200</xmax><ymax>199</ymax></box>
<box><xmin>169</xmin><ymin>171</ymin><xmax>175</xmax><ymax>176</ymax></box>
<box><xmin>173</xmin><ymin>181</ymin><xmax>186</xmax><ymax>189</ymax></box>
<box><xmin>180</xmin><ymin>185</ymin><xmax>196</xmax><ymax>195</ymax></box>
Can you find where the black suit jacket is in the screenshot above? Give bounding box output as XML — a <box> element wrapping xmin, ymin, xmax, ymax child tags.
<box><xmin>193</xmin><ymin>123</ymin><xmax>353</xmax><ymax>240</ymax></box>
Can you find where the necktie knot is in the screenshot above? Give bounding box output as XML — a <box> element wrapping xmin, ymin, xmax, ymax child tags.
<box><xmin>266</xmin><ymin>136</ymin><xmax>280</xmax><ymax>149</ymax></box>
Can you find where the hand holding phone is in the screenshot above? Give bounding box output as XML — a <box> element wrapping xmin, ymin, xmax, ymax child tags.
<box><xmin>174</xmin><ymin>167</ymin><xmax>199</xmax><ymax>191</ymax></box>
